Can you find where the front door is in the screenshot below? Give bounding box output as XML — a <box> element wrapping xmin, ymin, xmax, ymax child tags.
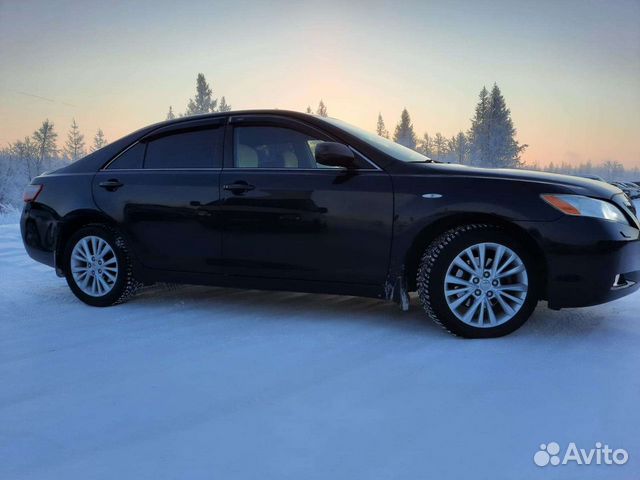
<box><xmin>220</xmin><ymin>117</ymin><xmax>393</xmax><ymax>285</ymax></box>
<box><xmin>93</xmin><ymin>119</ymin><xmax>225</xmax><ymax>273</ymax></box>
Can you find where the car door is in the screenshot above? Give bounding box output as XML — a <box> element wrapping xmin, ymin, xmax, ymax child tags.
<box><xmin>220</xmin><ymin>115</ymin><xmax>393</xmax><ymax>285</ymax></box>
<box><xmin>92</xmin><ymin>118</ymin><xmax>225</xmax><ymax>273</ymax></box>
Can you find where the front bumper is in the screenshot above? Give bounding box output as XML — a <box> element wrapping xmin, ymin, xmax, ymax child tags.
<box><xmin>520</xmin><ymin>216</ymin><xmax>640</xmax><ymax>309</ymax></box>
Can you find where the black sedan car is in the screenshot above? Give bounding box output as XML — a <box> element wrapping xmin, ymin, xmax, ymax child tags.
<box><xmin>21</xmin><ymin>110</ymin><xmax>640</xmax><ymax>337</ymax></box>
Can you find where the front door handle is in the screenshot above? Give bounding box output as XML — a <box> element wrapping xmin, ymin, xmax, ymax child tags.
<box><xmin>98</xmin><ymin>179</ymin><xmax>124</xmax><ymax>191</ymax></box>
<box><xmin>223</xmin><ymin>182</ymin><xmax>255</xmax><ymax>194</ymax></box>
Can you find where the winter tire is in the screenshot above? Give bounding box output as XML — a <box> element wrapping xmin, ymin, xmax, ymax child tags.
<box><xmin>64</xmin><ymin>224</ymin><xmax>140</xmax><ymax>307</ymax></box>
<box><xmin>417</xmin><ymin>224</ymin><xmax>539</xmax><ymax>338</ymax></box>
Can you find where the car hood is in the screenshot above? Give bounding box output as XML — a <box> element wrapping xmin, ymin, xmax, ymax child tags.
<box><xmin>415</xmin><ymin>162</ymin><xmax>622</xmax><ymax>200</ymax></box>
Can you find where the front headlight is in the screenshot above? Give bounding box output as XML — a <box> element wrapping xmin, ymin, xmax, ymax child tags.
<box><xmin>541</xmin><ymin>194</ymin><xmax>629</xmax><ymax>225</ymax></box>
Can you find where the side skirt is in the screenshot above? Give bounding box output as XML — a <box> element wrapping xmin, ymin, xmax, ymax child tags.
<box><xmin>136</xmin><ymin>267</ymin><xmax>387</xmax><ymax>300</ymax></box>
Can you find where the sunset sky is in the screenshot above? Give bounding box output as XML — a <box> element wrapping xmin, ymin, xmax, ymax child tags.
<box><xmin>1</xmin><ymin>0</ymin><xmax>639</xmax><ymax>167</ymax></box>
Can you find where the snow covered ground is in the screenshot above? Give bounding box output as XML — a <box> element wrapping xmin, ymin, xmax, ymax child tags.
<box><xmin>0</xmin><ymin>206</ymin><xmax>20</xmax><ymax>225</ymax></box>
<box><xmin>1</xmin><ymin>222</ymin><xmax>639</xmax><ymax>480</ymax></box>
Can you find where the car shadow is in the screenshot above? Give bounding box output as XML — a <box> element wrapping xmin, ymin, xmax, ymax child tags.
<box><xmin>129</xmin><ymin>283</ymin><xmax>613</xmax><ymax>340</ymax></box>
<box><xmin>132</xmin><ymin>283</ymin><xmax>439</xmax><ymax>335</ymax></box>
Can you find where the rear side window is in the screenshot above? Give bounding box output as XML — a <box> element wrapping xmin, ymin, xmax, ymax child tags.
<box><xmin>144</xmin><ymin>127</ymin><xmax>223</xmax><ymax>169</ymax></box>
<box><xmin>108</xmin><ymin>143</ymin><xmax>145</xmax><ymax>170</ymax></box>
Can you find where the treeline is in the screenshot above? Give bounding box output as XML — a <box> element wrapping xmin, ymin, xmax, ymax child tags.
<box><xmin>1</xmin><ymin>75</ymin><xmax>637</xmax><ymax>213</ymax></box>
<box><xmin>371</xmin><ymin>84</ymin><xmax>525</xmax><ymax>167</ymax></box>
<box><xmin>0</xmin><ymin>120</ymin><xmax>108</xmax><ymax>212</ymax></box>
<box><xmin>362</xmin><ymin>84</ymin><xmax>637</xmax><ymax>180</ymax></box>
<box><xmin>527</xmin><ymin>160</ymin><xmax>640</xmax><ymax>182</ymax></box>
<box><xmin>0</xmin><ymin>73</ymin><xmax>232</xmax><ymax>212</ymax></box>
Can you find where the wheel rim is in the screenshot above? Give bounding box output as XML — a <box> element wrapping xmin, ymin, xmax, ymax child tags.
<box><xmin>443</xmin><ymin>242</ymin><xmax>528</xmax><ymax>328</ymax></box>
<box><xmin>70</xmin><ymin>235</ymin><xmax>118</xmax><ymax>297</ymax></box>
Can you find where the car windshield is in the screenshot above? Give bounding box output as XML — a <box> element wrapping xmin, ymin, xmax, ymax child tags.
<box><xmin>321</xmin><ymin>116</ymin><xmax>434</xmax><ymax>163</ymax></box>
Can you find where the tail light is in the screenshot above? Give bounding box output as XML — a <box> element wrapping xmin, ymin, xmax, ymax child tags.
<box><xmin>23</xmin><ymin>184</ymin><xmax>43</xmax><ymax>203</ymax></box>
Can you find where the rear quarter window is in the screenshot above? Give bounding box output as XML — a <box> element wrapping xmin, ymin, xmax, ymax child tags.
<box><xmin>107</xmin><ymin>143</ymin><xmax>145</xmax><ymax>170</ymax></box>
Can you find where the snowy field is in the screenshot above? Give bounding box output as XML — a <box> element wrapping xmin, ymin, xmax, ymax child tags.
<box><xmin>1</xmin><ymin>222</ymin><xmax>639</xmax><ymax>480</ymax></box>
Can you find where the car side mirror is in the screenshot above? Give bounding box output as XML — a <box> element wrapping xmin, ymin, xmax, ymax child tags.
<box><xmin>314</xmin><ymin>142</ymin><xmax>356</xmax><ymax>169</ymax></box>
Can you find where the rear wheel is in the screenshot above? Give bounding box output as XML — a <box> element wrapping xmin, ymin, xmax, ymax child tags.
<box><xmin>64</xmin><ymin>225</ymin><xmax>140</xmax><ymax>306</ymax></box>
<box><xmin>417</xmin><ymin>224</ymin><xmax>539</xmax><ymax>338</ymax></box>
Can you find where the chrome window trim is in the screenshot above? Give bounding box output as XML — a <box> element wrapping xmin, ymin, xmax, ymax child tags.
<box><xmin>222</xmin><ymin>167</ymin><xmax>382</xmax><ymax>172</ymax></box>
<box><xmin>100</xmin><ymin>167</ymin><xmax>381</xmax><ymax>172</ymax></box>
<box><xmin>103</xmin><ymin>134</ymin><xmax>383</xmax><ymax>172</ymax></box>
<box><xmin>101</xmin><ymin>140</ymin><xmax>143</xmax><ymax>170</ymax></box>
<box><xmin>102</xmin><ymin>140</ymin><xmax>224</xmax><ymax>172</ymax></box>
<box><xmin>100</xmin><ymin>168</ymin><xmax>224</xmax><ymax>172</ymax></box>
<box><xmin>227</xmin><ymin>144</ymin><xmax>382</xmax><ymax>172</ymax></box>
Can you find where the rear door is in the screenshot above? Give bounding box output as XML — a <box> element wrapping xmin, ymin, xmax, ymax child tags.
<box><xmin>93</xmin><ymin>118</ymin><xmax>225</xmax><ymax>273</ymax></box>
<box><xmin>220</xmin><ymin>115</ymin><xmax>394</xmax><ymax>285</ymax></box>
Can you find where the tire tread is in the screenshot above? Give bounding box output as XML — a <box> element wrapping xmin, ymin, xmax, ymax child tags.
<box><xmin>65</xmin><ymin>223</ymin><xmax>141</xmax><ymax>306</ymax></box>
<box><xmin>416</xmin><ymin>223</ymin><xmax>500</xmax><ymax>337</ymax></box>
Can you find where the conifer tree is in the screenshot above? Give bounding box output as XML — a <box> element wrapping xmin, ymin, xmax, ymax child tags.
<box><xmin>64</xmin><ymin>118</ymin><xmax>85</xmax><ymax>161</ymax></box>
<box><xmin>185</xmin><ymin>73</ymin><xmax>217</xmax><ymax>115</ymax></box>
<box><xmin>218</xmin><ymin>96</ymin><xmax>231</xmax><ymax>112</ymax></box>
<box><xmin>468</xmin><ymin>86</ymin><xmax>490</xmax><ymax>166</ymax></box>
<box><xmin>316</xmin><ymin>100</ymin><xmax>328</xmax><ymax>117</ymax></box>
<box><xmin>376</xmin><ymin>113</ymin><xmax>389</xmax><ymax>138</ymax></box>
<box><xmin>486</xmin><ymin>83</ymin><xmax>525</xmax><ymax>167</ymax></box>
<box><xmin>468</xmin><ymin>84</ymin><xmax>526</xmax><ymax>167</ymax></box>
<box><xmin>418</xmin><ymin>132</ymin><xmax>433</xmax><ymax>157</ymax></box>
<box><xmin>433</xmin><ymin>132</ymin><xmax>448</xmax><ymax>161</ymax></box>
<box><xmin>450</xmin><ymin>132</ymin><xmax>468</xmax><ymax>164</ymax></box>
<box><xmin>91</xmin><ymin>129</ymin><xmax>108</xmax><ymax>152</ymax></box>
<box><xmin>32</xmin><ymin>119</ymin><xmax>58</xmax><ymax>173</ymax></box>
<box><xmin>393</xmin><ymin>108</ymin><xmax>417</xmax><ymax>150</ymax></box>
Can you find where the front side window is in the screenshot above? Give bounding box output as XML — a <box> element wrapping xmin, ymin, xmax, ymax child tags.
<box><xmin>234</xmin><ymin>126</ymin><xmax>349</xmax><ymax>169</ymax></box>
<box><xmin>144</xmin><ymin>127</ymin><xmax>223</xmax><ymax>169</ymax></box>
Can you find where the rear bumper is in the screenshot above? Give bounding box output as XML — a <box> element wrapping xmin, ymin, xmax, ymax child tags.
<box><xmin>20</xmin><ymin>204</ymin><xmax>57</xmax><ymax>269</ymax></box>
<box><xmin>519</xmin><ymin>217</ymin><xmax>640</xmax><ymax>309</ymax></box>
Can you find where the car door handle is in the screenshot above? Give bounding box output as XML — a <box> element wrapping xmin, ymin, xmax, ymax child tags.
<box><xmin>223</xmin><ymin>182</ymin><xmax>255</xmax><ymax>193</ymax></box>
<box><xmin>98</xmin><ymin>179</ymin><xmax>124</xmax><ymax>191</ymax></box>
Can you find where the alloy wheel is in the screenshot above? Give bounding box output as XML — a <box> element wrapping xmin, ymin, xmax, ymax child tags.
<box><xmin>70</xmin><ymin>235</ymin><xmax>119</xmax><ymax>297</ymax></box>
<box><xmin>443</xmin><ymin>242</ymin><xmax>528</xmax><ymax>327</ymax></box>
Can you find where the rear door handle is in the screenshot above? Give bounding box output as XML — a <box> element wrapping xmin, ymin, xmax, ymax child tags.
<box><xmin>223</xmin><ymin>182</ymin><xmax>255</xmax><ymax>193</ymax></box>
<box><xmin>98</xmin><ymin>179</ymin><xmax>124</xmax><ymax>191</ymax></box>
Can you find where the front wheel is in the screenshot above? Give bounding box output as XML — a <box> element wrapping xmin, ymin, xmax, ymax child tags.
<box><xmin>64</xmin><ymin>225</ymin><xmax>140</xmax><ymax>307</ymax></box>
<box><xmin>417</xmin><ymin>224</ymin><xmax>539</xmax><ymax>338</ymax></box>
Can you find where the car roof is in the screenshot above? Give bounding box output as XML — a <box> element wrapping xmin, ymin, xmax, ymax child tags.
<box><xmin>155</xmin><ymin>109</ymin><xmax>318</xmax><ymax>128</ymax></box>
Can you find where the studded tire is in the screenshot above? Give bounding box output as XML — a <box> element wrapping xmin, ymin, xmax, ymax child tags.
<box><xmin>63</xmin><ymin>224</ymin><xmax>141</xmax><ymax>307</ymax></box>
<box><xmin>416</xmin><ymin>224</ymin><xmax>539</xmax><ymax>338</ymax></box>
